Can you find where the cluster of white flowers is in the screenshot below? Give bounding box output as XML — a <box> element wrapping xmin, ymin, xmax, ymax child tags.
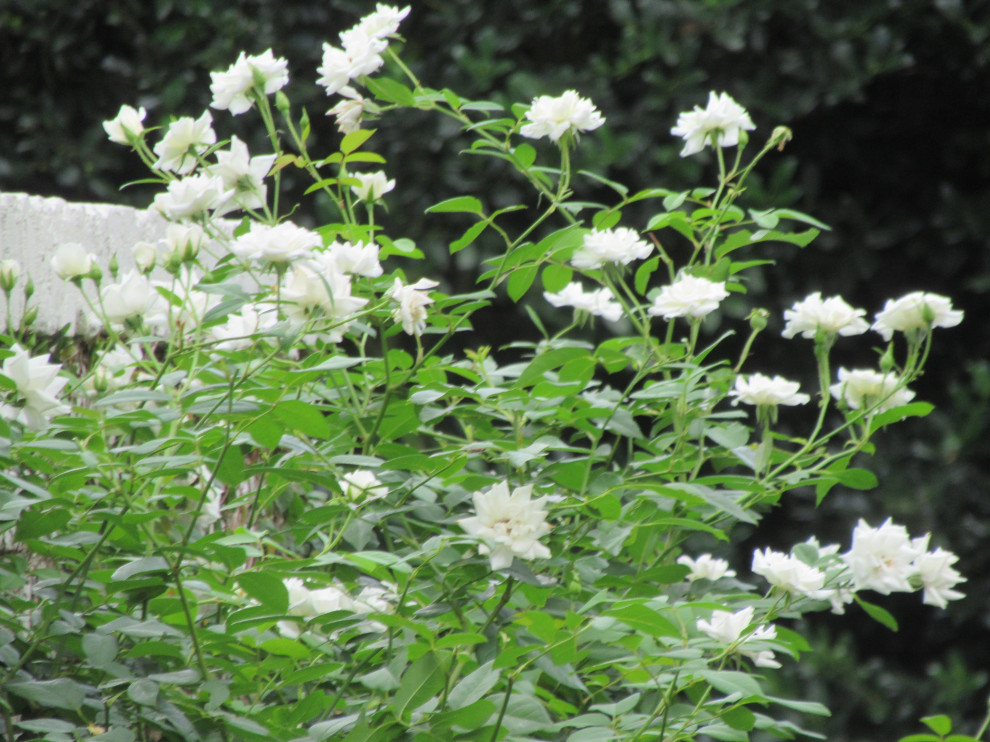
<box><xmin>751</xmin><ymin>519</ymin><xmax>965</xmax><ymax>612</ymax></box>
<box><xmin>648</xmin><ymin>274</ymin><xmax>729</xmax><ymax>319</ymax></box>
<box><xmin>209</xmin><ymin>49</ymin><xmax>289</xmax><ymax>115</ymax></box>
<box><xmin>520</xmin><ymin>90</ymin><xmax>605</xmax><ymax>144</ymax></box>
<box><xmin>730</xmin><ymin>373</ymin><xmax>810</xmax><ymax>408</ymax></box>
<box><xmin>386</xmin><ymin>277</ymin><xmax>439</xmax><ymax>336</ymax></box>
<box><xmin>570</xmin><ymin>227</ymin><xmax>652</xmax><ymax>270</ymax></box>
<box><xmin>544</xmin><ymin>282</ymin><xmax>622</xmax><ymax>322</ymax></box>
<box><xmin>697</xmin><ymin>606</ymin><xmax>781</xmax><ymax>668</ymax></box>
<box><xmin>457</xmin><ymin>482</ymin><xmax>553</xmax><ymax>571</ymax></box>
<box><xmin>671</xmin><ymin>91</ymin><xmax>756</xmax><ymax>158</ymax></box>
<box><xmin>783</xmin><ymin>290</ymin><xmax>962</xmax><ymax>342</ymax></box>
<box><xmin>317</xmin><ymin>5</ymin><xmax>410</xmax><ymax>132</ymax></box>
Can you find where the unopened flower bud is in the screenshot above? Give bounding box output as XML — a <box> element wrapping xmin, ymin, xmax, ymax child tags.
<box><xmin>772</xmin><ymin>126</ymin><xmax>793</xmax><ymax>151</ymax></box>
<box><xmin>879</xmin><ymin>343</ymin><xmax>896</xmax><ymax>373</ymax></box>
<box><xmin>0</xmin><ymin>260</ymin><xmax>19</xmax><ymax>292</ymax></box>
<box><xmin>24</xmin><ymin>277</ymin><xmax>35</xmax><ymax>300</ymax></box>
<box><xmin>275</xmin><ymin>90</ymin><xmax>291</xmax><ymax>113</ymax></box>
<box><xmin>748</xmin><ymin>308</ymin><xmax>769</xmax><ymax>332</ymax></box>
<box><xmin>108</xmin><ymin>253</ymin><xmax>120</xmax><ymax>280</ymax></box>
<box><xmin>21</xmin><ymin>306</ymin><xmax>38</xmax><ymax>327</ymax></box>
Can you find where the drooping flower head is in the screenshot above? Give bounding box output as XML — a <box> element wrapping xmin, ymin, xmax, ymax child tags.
<box><xmin>386</xmin><ymin>277</ymin><xmax>438</xmax><ymax>336</ymax></box>
<box><xmin>648</xmin><ymin>275</ymin><xmax>729</xmax><ymax>319</ymax></box>
<box><xmin>570</xmin><ymin>227</ymin><xmax>652</xmax><ymax>270</ymax></box>
<box><xmin>520</xmin><ymin>90</ymin><xmax>605</xmax><ymax>143</ymax></box>
<box><xmin>872</xmin><ymin>291</ymin><xmax>963</xmax><ymax>341</ymax></box>
<box><xmin>671</xmin><ymin>91</ymin><xmax>755</xmax><ymax>157</ymax></box>
<box><xmin>782</xmin><ymin>292</ymin><xmax>869</xmax><ymax>339</ymax></box>
<box><xmin>103</xmin><ymin>104</ymin><xmax>147</xmax><ymax>145</ymax></box>
<box><xmin>457</xmin><ymin>482</ymin><xmax>552</xmax><ymax>571</ymax></box>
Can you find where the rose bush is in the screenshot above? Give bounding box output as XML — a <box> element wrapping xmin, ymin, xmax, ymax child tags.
<box><xmin>0</xmin><ymin>6</ymin><xmax>968</xmax><ymax>741</ymax></box>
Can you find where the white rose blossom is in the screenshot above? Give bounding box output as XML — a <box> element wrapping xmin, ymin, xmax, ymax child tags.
<box><xmin>146</xmin><ymin>267</ymin><xmax>219</xmax><ymax>336</ymax></box>
<box><xmin>671</xmin><ymin>91</ymin><xmax>756</xmax><ymax>157</ymax></box>
<box><xmin>696</xmin><ymin>606</ymin><xmax>780</xmax><ymax>668</ymax></box>
<box><xmin>752</xmin><ymin>547</ymin><xmax>827</xmax><ymax>597</ymax></box>
<box><xmin>100</xmin><ymin>271</ymin><xmax>158</xmax><ymax>327</ymax></box>
<box><xmin>153</xmin><ymin>110</ymin><xmax>217</xmax><ymax>174</ymax></box>
<box><xmin>341</xmin><ymin>469</ymin><xmax>389</xmax><ymax>502</ymax></box>
<box><xmin>164</xmin><ymin>223</ymin><xmax>208</xmax><ymax>263</ymax></box>
<box><xmin>328</xmin><ymin>86</ymin><xmax>369</xmax><ymax>133</ymax></box>
<box><xmin>841</xmin><ymin>518</ymin><xmax>930</xmax><ymax>595</ymax></box>
<box><xmin>132</xmin><ymin>241</ymin><xmax>157</xmax><ymax>273</ymax></box>
<box><xmin>648</xmin><ymin>275</ymin><xmax>729</xmax><ymax>319</ymax></box>
<box><xmin>872</xmin><ymin>291</ymin><xmax>963</xmax><ymax>341</ymax></box>
<box><xmin>914</xmin><ymin>548</ymin><xmax>966</xmax><ymax>609</ymax></box>
<box><xmin>544</xmin><ymin>282</ymin><xmax>622</xmax><ymax>322</ymax></box>
<box><xmin>280</xmin><ymin>577</ymin><xmax>393</xmax><ymax>639</ymax></box>
<box><xmin>353</xmin><ymin>4</ymin><xmax>411</xmax><ymax>40</ymax></box>
<box><xmin>103</xmin><ymin>104</ymin><xmax>147</xmax><ymax>145</ymax></box>
<box><xmin>282</xmin><ymin>255</ymin><xmax>368</xmax><ymax>342</ymax></box>
<box><xmin>209</xmin><ymin>303</ymin><xmax>277</xmax><ymax>352</ymax></box>
<box><xmin>570</xmin><ymin>227</ymin><xmax>652</xmax><ymax>270</ymax></box>
<box><xmin>677</xmin><ymin>553</ymin><xmax>736</xmax><ymax>582</ymax></box>
<box><xmin>230</xmin><ymin>222</ymin><xmax>321</xmax><ymax>263</ymax></box>
<box><xmin>386</xmin><ymin>277</ymin><xmax>439</xmax><ymax>336</ymax></box>
<box><xmin>730</xmin><ymin>373</ymin><xmax>810</xmax><ymax>407</ymax></box>
<box><xmin>829</xmin><ymin>368</ymin><xmax>915</xmax><ymax>413</ymax></box>
<box><xmin>154</xmin><ymin>174</ymin><xmax>233</xmax><ymax>220</ymax></box>
<box><xmin>782</xmin><ymin>292</ymin><xmax>869</xmax><ymax>339</ymax></box>
<box><xmin>208</xmin><ymin>136</ymin><xmax>276</xmax><ymax>211</ymax></box>
<box><xmin>520</xmin><ymin>90</ymin><xmax>605</xmax><ymax>143</ymax></box>
<box><xmin>0</xmin><ymin>344</ymin><xmax>70</xmax><ymax>430</ymax></box>
<box><xmin>457</xmin><ymin>481</ymin><xmax>552</xmax><ymax>571</ymax></box>
<box><xmin>210</xmin><ymin>49</ymin><xmax>289</xmax><ymax>115</ymax></box>
<box><xmin>326</xmin><ymin>240</ymin><xmax>383</xmax><ymax>277</ymax></box>
<box><xmin>51</xmin><ymin>243</ymin><xmax>97</xmax><ymax>281</ymax></box>
<box><xmin>350</xmin><ymin>171</ymin><xmax>396</xmax><ymax>202</ymax></box>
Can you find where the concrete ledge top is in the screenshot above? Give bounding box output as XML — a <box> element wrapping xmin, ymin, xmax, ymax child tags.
<box><xmin>0</xmin><ymin>191</ymin><xmax>169</xmax><ymax>333</ymax></box>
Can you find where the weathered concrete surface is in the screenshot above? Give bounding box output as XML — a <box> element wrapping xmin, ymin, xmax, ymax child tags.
<box><xmin>0</xmin><ymin>192</ymin><xmax>169</xmax><ymax>333</ymax></box>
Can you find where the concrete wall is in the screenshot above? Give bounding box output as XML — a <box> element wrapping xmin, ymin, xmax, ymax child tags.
<box><xmin>0</xmin><ymin>192</ymin><xmax>169</xmax><ymax>333</ymax></box>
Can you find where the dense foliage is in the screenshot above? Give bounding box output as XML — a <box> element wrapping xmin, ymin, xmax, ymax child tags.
<box><xmin>2</xmin><ymin>2</ymin><xmax>988</xmax><ymax>739</ymax></box>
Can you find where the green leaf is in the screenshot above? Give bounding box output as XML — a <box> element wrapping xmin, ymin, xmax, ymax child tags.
<box><xmin>391</xmin><ymin>651</ymin><xmax>446</xmax><ymax>719</ymax></box>
<box><xmin>426</xmin><ymin>195</ymin><xmax>484</xmax><ymax>215</ymax></box>
<box><xmin>701</xmin><ymin>670</ymin><xmax>764</xmax><ymax>699</ymax></box>
<box><xmin>514</xmin><ymin>143</ymin><xmax>536</xmax><ymax>169</ymax></box>
<box><xmin>15</xmin><ymin>507</ymin><xmax>70</xmax><ymax>540</ymax></box>
<box><xmin>634</xmin><ymin>255</ymin><xmax>661</xmax><ymax>295</ymax></box>
<box><xmin>127</xmin><ymin>679</ymin><xmax>159</xmax><ymax>707</ymax></box>
<box><xmin>365</xmin><ymin>76</ymin><xmax>416</xmax><ymax>106</ymax></box>
<box><xmin>7</xmin><ymin>679</ymin><xmax>85</xmax><ymax>710</ymax></box>
<box><xmin>236</xmin><ymin>571</ymin><xmax>289</xmax><ymax>613</ymax></box>
<box><xmin>603</xmin><ymin>603</ymin><xmax>679</xmax><ymax>637</ymax></box>
<box><xmin>869</xmin><ymin>401</ymin><xmax>935</xmax><ymax>431</ymax></box>
<box><xmin>506</xmin><ymin>264</ymin><xmax>539</xmax><ymax>301</ymax></box>
<box><xmin>540</xmin><ymin>263</ymin><xmax>573</xmax><ymax>293</ymax></box>
<box><xmin>921</xmin><ymin>715</ymin><xmax>953</xmax><ymax>736</ymax></box>
<box><xmin>450</xmin><ymin>221</ymin><xmax>489</xmax><ymax>253</ymax></box>
<box><xmin>835</xmin><ymin>468</ymin><xmax>878</xmax><ymax>490</ymax></box>
<box><xmin>447</xmin><ymin>660</ymin><xmax>499</xmax><ymax>710</ymax></box>
<box><xmin>722</xmin><ymin>706</ymin><xmax>757</xmax><ymax>731</ymax></box>
<box><xmin>856</xmin><ymin>596</ymin><xmax>899</xmax><ymax>631</ymax></box>
<box><xmin>111</xmin><ymin>556</ymin><xmax>170</xmax><ymax>581</ymax></box>
<box><xmin>340</xmin><ymin>129</ymin><xmax>376</xmax><ymax>155</ymax></box>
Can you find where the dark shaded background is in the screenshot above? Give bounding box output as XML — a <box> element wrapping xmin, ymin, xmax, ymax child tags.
<box><xmin>2</xmin><ymin>1</ymin><xmax>989</xmax><ymax>739</ymax></box>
